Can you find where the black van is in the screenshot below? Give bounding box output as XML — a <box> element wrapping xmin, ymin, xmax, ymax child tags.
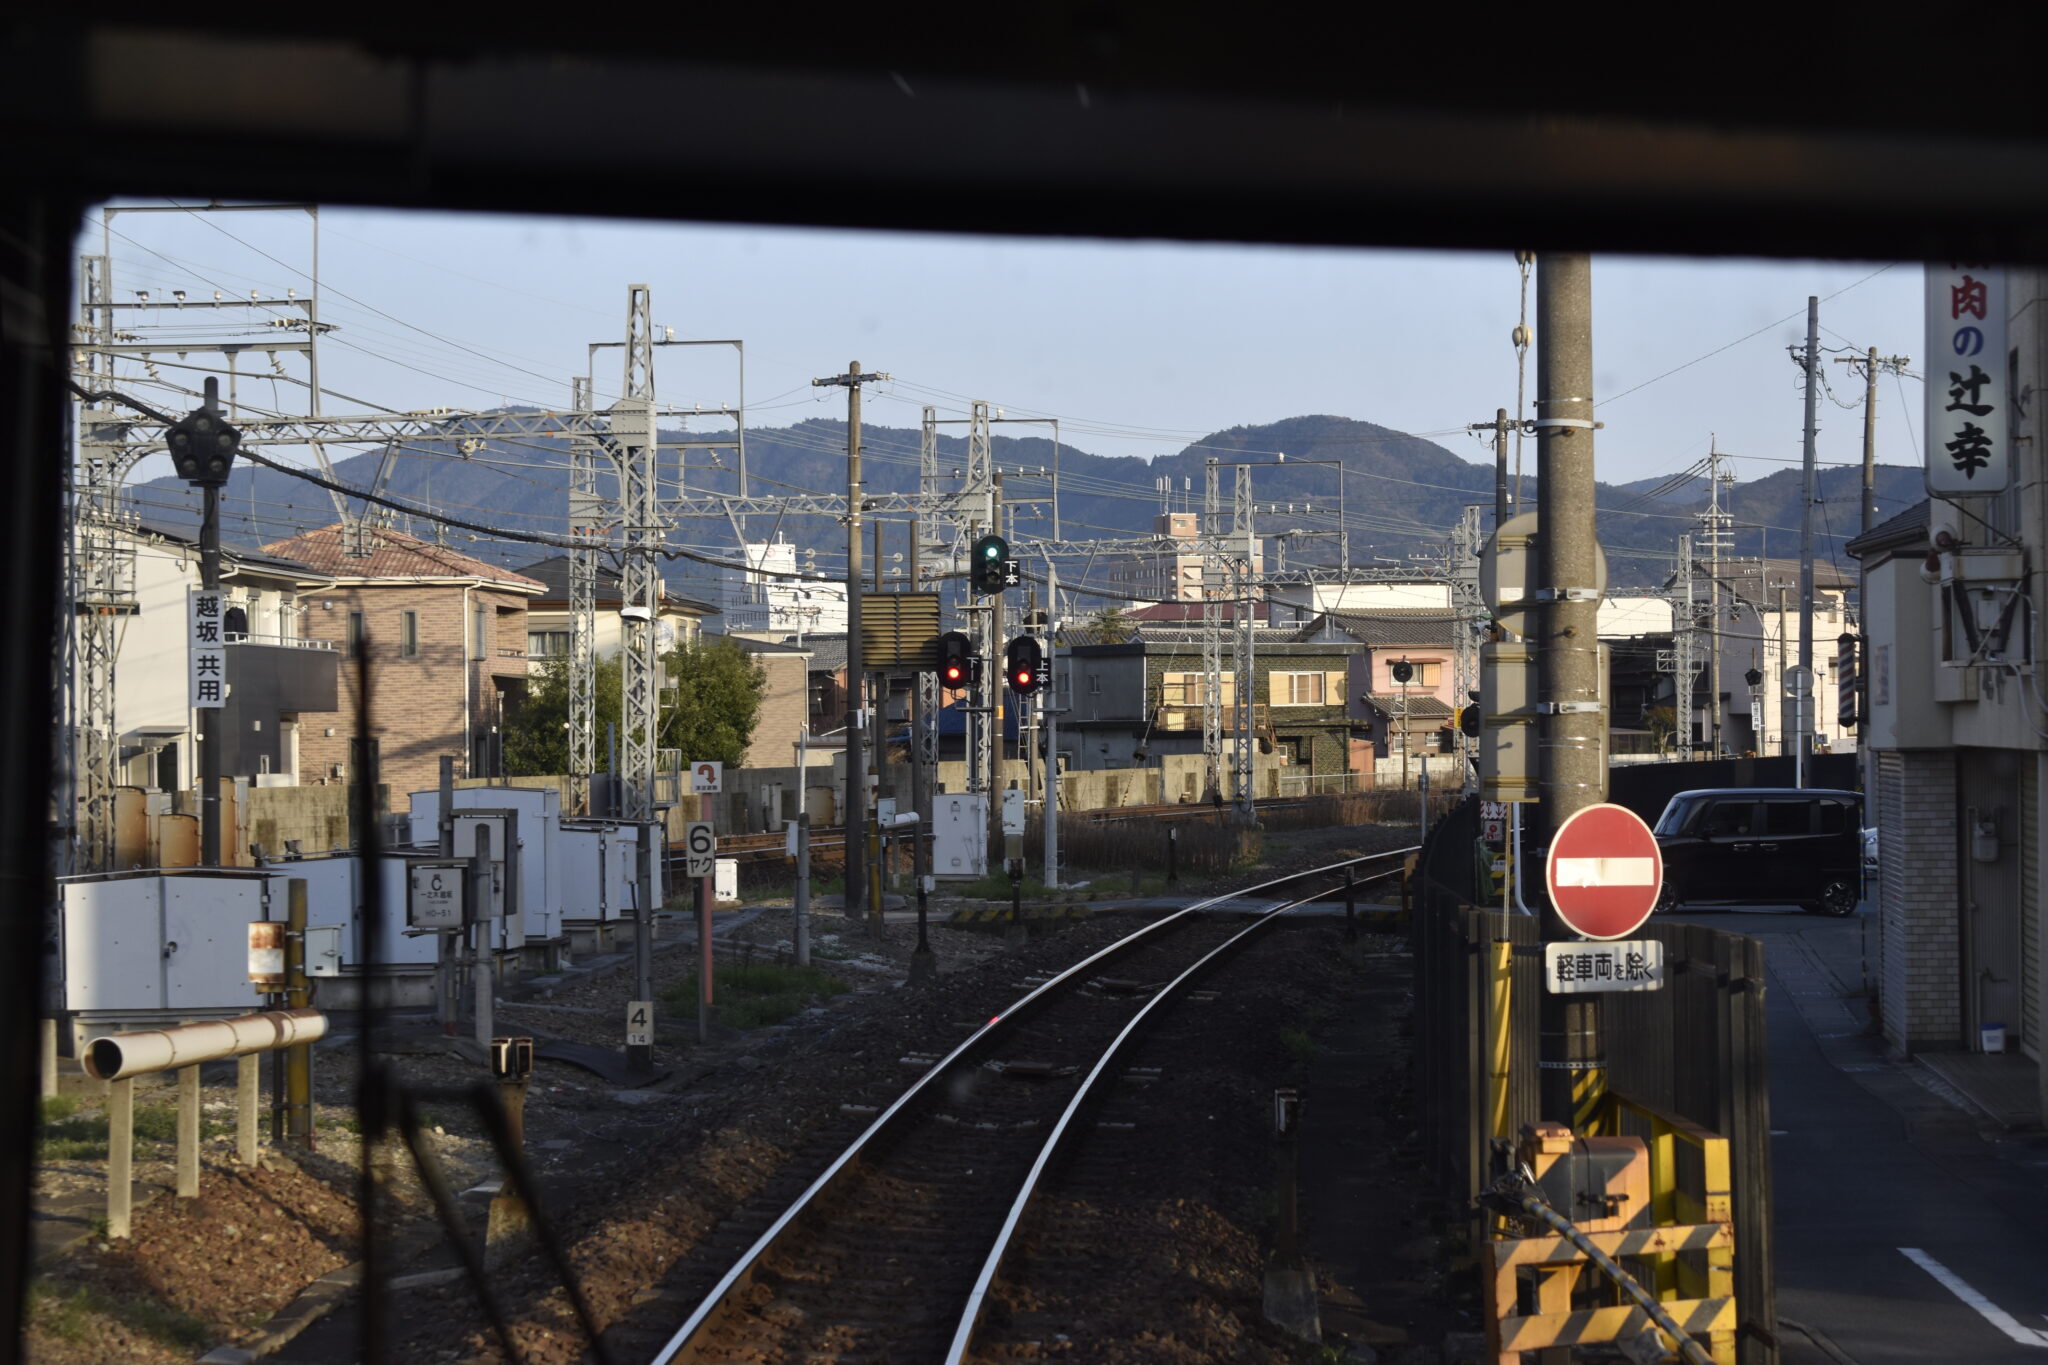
<box><xmin>1651</xmin><ymin>788</ymin><xmax>1863</xmax><ymax>916</ymax></box>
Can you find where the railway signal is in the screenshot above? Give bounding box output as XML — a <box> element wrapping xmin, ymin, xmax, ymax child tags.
<box><xmin>1459</xmin><ymin>703</ymin><xmax>1482</xmax><ymax>739</ymax></box>
<box><xmin>971</xmin><ymin>533</ymin><xmax>1013</xmax><ymax>594</ymax></box>
<box><xmin>1004</xmin><ymin>635</ymin><xmax>1044</xmax><ymax>695</ymax></box>
<box><xmin>936</xmin><ymin>630</ymin><xmax>974</xmax><ymax>690</ymax></box>
<box><xmin>1391</xmin><ymin>658</ymin><xmax>1414</xmax><ymax>685</ymax></box>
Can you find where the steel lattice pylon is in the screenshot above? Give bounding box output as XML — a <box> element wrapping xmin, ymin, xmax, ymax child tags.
<box><xmin>1231</xmin><ymin>464</ymin><xmax>1256</xmax><ymax>818</ymax></box>
<box><xmin>1449</xmin><ymin>506</ymin><xmax>1484</xmax><ymax>784</ymax></box>
<box><xmin>1201</xmin><ymin>461</ymin><xmax>1224</xmax><ymax>805</ymax></box>
<box><xmin>567</xmin><ymin>374</ymin><xmax>604</xmax><ymax>815</ymax></box>
<box><xmin>615</xmin><ymin>286</ymin><xmax>662</xmax><ymax>823</ymax></box>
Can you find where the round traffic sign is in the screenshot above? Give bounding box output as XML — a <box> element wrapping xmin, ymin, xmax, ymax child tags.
<box><xmin>1544</xmin><ymin>802</ymin><xmax>1663</xmax><ymax>941</ymax></box>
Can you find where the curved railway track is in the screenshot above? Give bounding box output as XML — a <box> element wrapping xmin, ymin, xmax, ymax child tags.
<box><xmin>647</xmin><ymin>846</ymin><xmax>1416</xmax><ymax>1364</ymax></box>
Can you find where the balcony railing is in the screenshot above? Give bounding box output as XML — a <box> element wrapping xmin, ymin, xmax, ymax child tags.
<box><xmin>225</xmin><ymin>632</ymin><xmax>334</xmax><ymax>650</ymax></box>
<box><xmin>1155</xmin><ymin>703</ymin><xmax>1268</xmax><ymax>733</ymax></box>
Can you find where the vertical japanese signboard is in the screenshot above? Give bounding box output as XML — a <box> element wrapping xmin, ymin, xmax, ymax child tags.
<box><xmin>189</xmin><ymin>588</ymin><xmax>226</xmax><ymax>709</ymax></box>
<box><xmin>1926</xmin><ymin>265</ymin><xmax>2009</xmax><ymax>498</ymax></box>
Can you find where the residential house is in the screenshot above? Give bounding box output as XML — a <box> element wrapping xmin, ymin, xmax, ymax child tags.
<box><xmin>1319</xmin><ymin>611</ymin><xmax>1463</xmax><ymax>768</ymax></box>
<box><xmin>1843</xmin><ymin>269</ymin><xmax>2047</xmax><ymax>1125</ymax></box>
<box><xmin>260</xmin><ymin>525</ymin><xmax>546</xmax><ymax>797</ymax></box>
<box><xmin>108</xmin><ymin>520</ymin><xmax>339</xmax><ymax>791</ymax></box>
<box><xmin>515</xmin><ymin>555</ymin><xmax>721</xmax><ymax>664</ymax></box>
<box><xmin>1052</xmin><ymin>627</ymin><xmax>1357</xmax><ymax>798</ymax></box>
<box><xmin>1701</xmin><ymin>557</ymin><xmax>1860</xmax><ymax>756</ymax></box>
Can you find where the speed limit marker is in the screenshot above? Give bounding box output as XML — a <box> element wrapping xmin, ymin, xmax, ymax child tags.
<box><xmin>685</xmin><ymin>821</ymin><xmax>715</xmax><ymax>879</ymax></box>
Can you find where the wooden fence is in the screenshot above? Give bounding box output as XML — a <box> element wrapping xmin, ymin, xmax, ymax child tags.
<box><xmin>1412</xmin><ymin>799</ymin><xmax>1778</xmax><ymax>1364</ymax></box>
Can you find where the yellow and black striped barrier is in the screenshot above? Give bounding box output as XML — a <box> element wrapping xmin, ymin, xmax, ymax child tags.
<box><xmin>1480</xmin><ymin>1107</ymin><xmax>1736</xmax><ymax>1365</ymax></box>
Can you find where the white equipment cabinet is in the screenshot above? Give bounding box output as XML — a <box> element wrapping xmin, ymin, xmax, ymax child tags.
<box><xmin>932</xmin><ymin>793</ymin><xmax>989</xmax><ymax>879</ymax></box>
<box><xmin>61</xmin><ymin>870</ymin><xmax>275</xmax><ymax>1042</ymax></box>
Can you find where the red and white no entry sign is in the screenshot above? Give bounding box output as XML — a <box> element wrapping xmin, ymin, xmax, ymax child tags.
<box><xmin>1544</xmin><ymin>802</ymin><xmax>1663</xmax><ymax>941</ymax></box>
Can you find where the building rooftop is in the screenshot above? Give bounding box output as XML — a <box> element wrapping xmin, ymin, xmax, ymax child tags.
<box><xmin>1844</xmin><ymin>499</ymin><xmax>1932</xmax><ymax>562</ymax></box>
<box><xmin>131</xmin><ymin>518</ymin><xmax>333</xmax><ymax>581</ymax></box>
<box><xmin>1365</xmin><ymin>693</ymin><xmax>1455</xmax><ymax>719</ymax></box>
<box><xmin>263</xmin><ymin>525</ymin><xmax>546</xmax><ymax>591</ymax></box>
<box><xmin>1323</xmin><ymin>610</ymin><xmax>1461</xmax><ymax>648</ymax></box>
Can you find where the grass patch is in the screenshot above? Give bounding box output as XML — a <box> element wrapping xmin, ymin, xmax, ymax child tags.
<box><xmin>38</xmin><ymin>1102</ymin><xmax>228</xmax><ymax>1161</ymax></box>
<box><xmin>31</xmin><ymin>1280</ymin><xmax>212</xmax><ymax>1350</ymax></box>
<box><xmin>40</xmin><ymin>1094</ymin><xmax>78</xmax><ymax>1124</ymax></box>
<box><xmin>661</xmin><ymin>961</ymin><xmax>850</xmax><ymax>1030</ymax></box>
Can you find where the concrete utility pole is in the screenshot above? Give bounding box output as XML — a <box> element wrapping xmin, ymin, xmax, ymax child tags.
<box><xmin>1533</xmin><ymin>253</ymin><xmax>1606</xmax><ymax>1131</ymax></box>
<box><xmin>1796</xmin><ymin>298</ymin><xmax>1820</xmax><ymax>779</ymax></box>
<box><xmin>813</xmin><ymin>362</ymin><xmax>889</xmax><ymax>920</ymax></box>
<box><xmin>1470</xmin><ymin>408</ymin><xmax>1513</xmax><ymax>529</ymax></box>
<box><xmin>1835</xmin><ymin>348</ymin><xmax>1912</xmax><ymax>536</ymax></box>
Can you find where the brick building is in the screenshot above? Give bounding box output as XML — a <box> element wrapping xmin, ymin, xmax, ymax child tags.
<box><xmin>260</xmin><ymin>526</ymin><xmax>545</xmax><ymax>797</ymax></box>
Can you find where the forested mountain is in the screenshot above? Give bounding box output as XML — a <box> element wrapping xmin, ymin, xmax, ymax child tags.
<box><xmin>131</xmin><ymin>412</ymin><xmax>1924</xmax><ymax>596</ymax></box>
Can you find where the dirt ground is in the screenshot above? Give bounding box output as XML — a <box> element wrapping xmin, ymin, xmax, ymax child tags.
<box><xmin>27</xmin><ymin>816</ymin><xmax>1431</xmax><ymax>1364</ymax></box>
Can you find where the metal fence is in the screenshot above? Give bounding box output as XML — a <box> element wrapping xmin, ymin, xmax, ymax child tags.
<box><xmin>1412</xmin><ymin>799</ymin><xmax>1777</xmax><ymax>1364</ymax></box>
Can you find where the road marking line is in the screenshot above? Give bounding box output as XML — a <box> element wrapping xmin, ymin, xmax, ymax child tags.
<box><xmin>1898</xmin><ymin>1247</ymin><xmax>2048</xmax><ymax>1347</ymax></box>
<box><xmin>1553</xmin><ymin>856</ymin><xmax>1656</xmax><ymax>886</ymax></box>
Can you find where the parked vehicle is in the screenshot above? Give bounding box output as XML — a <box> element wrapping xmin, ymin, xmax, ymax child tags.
<box><xmin>1652</xmin><ymin>788</ymin><xmax>1863</xmax><ymax>916</ymax></box>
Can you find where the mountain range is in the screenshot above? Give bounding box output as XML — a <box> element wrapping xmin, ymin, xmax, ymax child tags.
<box><xmin>130</xmin><ymin>413</ymin><xmax>1926</xmax><ymax>599</ymax></box>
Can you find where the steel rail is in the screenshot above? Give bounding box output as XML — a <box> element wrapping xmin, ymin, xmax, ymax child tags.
<box><xmin>647</xmin><ymin>847</ymin><xmax>1416</xmax><ymax>1365</ymax></box>
<box><xmin>942</xmin><ymin>845</ymin><xmax>1415</xmax><ymax>1363</ymax></box>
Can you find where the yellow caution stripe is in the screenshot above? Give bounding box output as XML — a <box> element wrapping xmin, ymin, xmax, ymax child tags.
<box><xmin>1499</xmin><ymin>1297</ymin><xmax>1733</xmax><ymax>1353</ymax></box>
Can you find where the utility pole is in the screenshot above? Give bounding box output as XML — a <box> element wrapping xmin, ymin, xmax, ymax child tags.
<box><xmin>1701</xmin><ymin>442</ymin><xmax>1735</xmax><ymax>759</ymax></box>
<box><xmin>1834</xmin><ymin>348</ymin><xmax>1912</xmax><ymax>536</ymax></box>
<box><xmin>909</xmin><ymin>521</ymin><xmax>936</xmax><ymax>983</ymax></box>
<box><xmin>1534</xmin><ymin>253</ymin><xmax>1606</xmax><ymax>1133</ymax></box>
<box><xmin>1470</xmin><ymin>408</ymin><xmax>1513</xmax><ymax>529</ymax></box>
<box><xmin>813</xmin><ymin>362</ymin><xmax>889</xmax><ymax>921</ymax></box>
<box><xmin>1795</xmin><ymin>298</ymin><xmax>1820</xmax><ymax>781</ymax></box>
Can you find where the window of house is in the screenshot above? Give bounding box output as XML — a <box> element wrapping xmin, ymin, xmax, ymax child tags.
<box><xmin>528</xmin><ymin>630</ymin><xmax>571</xmax><ymax>657</ymax></box>
<box><xmin>400</xmin><ymin>610</ymin><xmax>419</xmax><ymax>658</ymax></box>
<box><xmin>1160</xmin><ymin>671</ymin><xmax>1233</xmax><ymax>708</ymax></box>
<box><xmin>1273</xmin><ymin>671</ymin><xmax>1327</xmax><ymax>705</ymax></box>
<box><xmin>1089</xmin><ymin>673</ymin><xmax>1102</xmax><ymax>695</ymax></box>
<box><xmin>346</xmin><ymin>611</ymin><xmax>364</xmax><ymax>658</ymax></box>
<box><xmin>1386</xmin><ymin>661</ymin><xmax>1442</xmax><ymax>687</ymax></box>
<box><xmin>473</xmin><ymin>604</ymin><xmax>488</xmax><ymax>658</ymax></box>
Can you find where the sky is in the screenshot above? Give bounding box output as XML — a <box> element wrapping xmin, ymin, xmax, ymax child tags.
<box><xmin>81</xmin><ymin>203</ymin><xmax>1928</xmax><ymax>494</ymax></box>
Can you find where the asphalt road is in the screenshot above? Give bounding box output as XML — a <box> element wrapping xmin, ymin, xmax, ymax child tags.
<box><xmin>1669</xmin><ymin>905</ymin><xmax>2048</xmax><ymax>1363</ymax></box>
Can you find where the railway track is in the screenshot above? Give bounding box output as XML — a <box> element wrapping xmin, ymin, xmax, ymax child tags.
<box><xmin>646</xmin><ymin>846</ymin><xmax>1416</xmax><ymax>1364</ymax></box>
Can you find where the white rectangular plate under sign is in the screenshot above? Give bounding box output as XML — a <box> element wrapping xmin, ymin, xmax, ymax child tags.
<box><xmin>685</xmin><ymin>821</ymin><xmax>715</xmax><ymax>879</ymax></box>
<box><xmin>625</xmin><ymin>1000</ymin><xmax>653</xmax><ymax>1048</ymax></box>
<box><xmin>1545</xmin><ymin>940</ymin><xmax>1665</xmax><ymax>994</ymax></box>
<box><xmin>1552</xmin><ymin>857</ymin><xmax>1656</xmax><ymax>888</ymax></box>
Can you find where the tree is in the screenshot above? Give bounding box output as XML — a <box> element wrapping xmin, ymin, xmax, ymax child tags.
<box><xmin>1084</xmin><ymin>606</ymin><xmax>1135</xmax><ymax>643</ymax></box>
<box><xmin>656</xmin><ymin>636</ymin><xmax>766</xmax><ymax>767</ymax></box>
<box><xmin>503</xmin><ymin>637</ymin><xmax>766</xmax><ymax>776</ymax></box>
